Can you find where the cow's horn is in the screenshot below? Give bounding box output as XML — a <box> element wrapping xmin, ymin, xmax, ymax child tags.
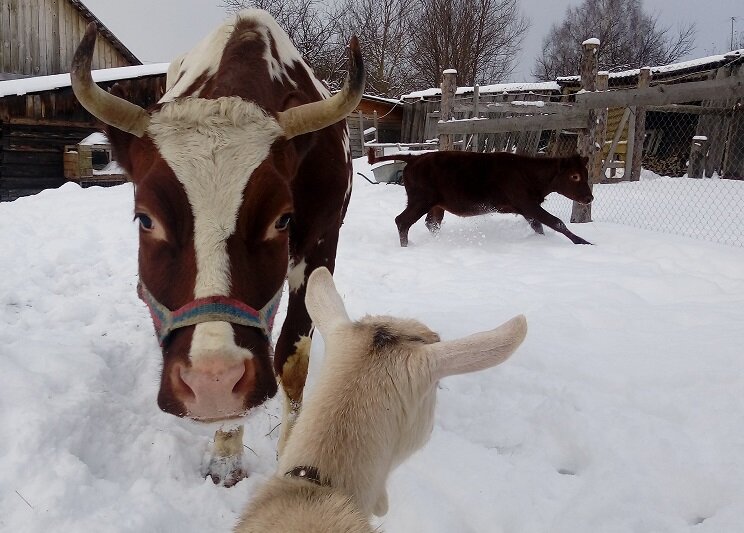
<box><xmin>71</xmin><ymin>23</ymin><xmax>150</xmax><ymax>137</ymax></box>
<box><xmin>277</xmin><ymin>36</ymin><xmax>365</xmax><ymax>140</ymax></box>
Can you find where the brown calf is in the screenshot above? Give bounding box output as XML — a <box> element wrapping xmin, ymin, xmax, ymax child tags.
<box><xmin>368</xmin><ymin>149</ymin><xmax>593</xmax><ymax>246</ymax></box>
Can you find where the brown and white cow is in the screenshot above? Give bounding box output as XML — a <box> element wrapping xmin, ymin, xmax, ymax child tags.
<box><xmin>71</xmin><ymin>10</ymin><xmax>364</xmax><ymax>484</ymax></box>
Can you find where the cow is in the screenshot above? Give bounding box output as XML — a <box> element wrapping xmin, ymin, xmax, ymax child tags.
<box><xmin>368</xmin><ymin>149</ymin><xmax>593</xmax><ymax>246</ymax></box>
<box><xmin>71</xmin><ymin>10</ymin><xmax>365</xmax><ymax>485</ymax></box>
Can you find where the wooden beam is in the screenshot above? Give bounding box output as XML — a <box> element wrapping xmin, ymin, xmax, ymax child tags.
<box><xmin>437</xmin><ymin>111</ymin><xmax>589</xmax><ymax>134</ymax></box>
<box><xmin>438</xmin><ymin>69</ymin><xmax>457</xmax><ymax>151</ymax></box>
<box><xmin>574</xmin><ymin>75</ymin><xmax>744</xmax><ymax>108</ymax></box>
<box><xmin>601</xmin><ymin>107</ymin><xmax>630</xmax><ymax>176</ymax></box>
<box><xmin>572</xmin><ymin>38</ymin><xmax>599</xmax><ymax>224</ymax></box>
<box><xmin>630</xmin><ymin>67</ymin><xmax>651</xmax><ymax>181</ymax></box>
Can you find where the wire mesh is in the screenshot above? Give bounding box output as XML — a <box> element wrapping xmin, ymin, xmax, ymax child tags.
<box><xmin>544</xmin><ymin>102</ymin><xmax>744</xmax><ymax>247</ymax></box>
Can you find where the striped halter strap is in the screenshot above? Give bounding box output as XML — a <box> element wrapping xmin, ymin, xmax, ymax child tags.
<box><xmin>137</xmin><ymin>281</ymin><xmax>283</xmax><ymax>346</ymax></box>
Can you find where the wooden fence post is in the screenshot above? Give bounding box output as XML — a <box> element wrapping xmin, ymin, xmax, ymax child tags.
<box><xmin>571</xmin><ymin>38</ymin><xmax>600</xmax><ymax>224</ymax></box>
<box><xmin>373</xmin><ymin>110</ymin><xmax>379</xmax><ymax>142</ymax></box>
<box><xmin>439</xmin><ymin>69</ymin><xmax>457</xmax><ymax>151</ymax></box>
<box><xmin>629</xmin><ymin>67</ymin><xmax>651</xmax><ymax>181</ymax></box>
<box><xmin>471</xmin><ymin>84</ymin><xmax>480</xmax><ymax>152</ymax></box>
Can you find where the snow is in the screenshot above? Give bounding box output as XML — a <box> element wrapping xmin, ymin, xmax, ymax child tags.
<box><xmin>80</xmin><ymin>132</ymin><xmax>110</xmax><ymax>146</ymax></box>
<box><xmin>401</xmin><ymin>81</ymin><xmax>560</xmax><ymax>100</ymax></box>
<box><xmin>2</xmin><ymin>158</ymin><xmax>744</xmax><ymax>532</ymax></box>
<box><xmin>0</xmin><ymin>63</ymin><xmax>169</xmax><ymax>97</ymax></box>
<box><xmin>582</xmin><ymin>38</ymin><xmax>600</xmax><ymax>46</ymax></box>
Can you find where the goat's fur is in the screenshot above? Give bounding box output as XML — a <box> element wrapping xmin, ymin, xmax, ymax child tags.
<box><xmin>235</xmin><ymin>267</ymin><xmax>527</xmax><ymax>531</ymax></box>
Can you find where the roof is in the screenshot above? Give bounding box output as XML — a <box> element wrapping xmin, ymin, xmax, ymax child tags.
<box><xmin>68</xmin><ymin>0</ymin><xmax>141</xmax><ymax>66</ymax></box>
<box><xmin>0</xmin><ymin>63</ymin><xmax>169</xmax><ymax>98</ymax></box>
<box><xmin>400</xmin><ymin>48</ymin><xmax>744</xmax><ymax>100</ymax></box>
<box><xmin>557</xmin><ymin>49</ymin><xmax>744</xmax><ymax>87</ymax></box>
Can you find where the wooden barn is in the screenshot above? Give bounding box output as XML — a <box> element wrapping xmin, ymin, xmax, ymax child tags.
<box><xmin>0</xmin><ymin>0</ymin><xmax>167</xmax><ymax>201</ymax></box>
<box><xmin>348</xmin><ymin>94</ymin><xmax>404</xmax><ymax>158</ymax></box>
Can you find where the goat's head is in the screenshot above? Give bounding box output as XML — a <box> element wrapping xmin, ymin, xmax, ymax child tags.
<box><xmin>304</xmin><ymin>267</ymin><xmax>528</xmax><ymax>472</ymax></box>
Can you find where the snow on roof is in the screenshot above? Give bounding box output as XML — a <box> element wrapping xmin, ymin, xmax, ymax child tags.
<box><xmin>557</xmin><ymin>49</ymin><xmax>744</xmax><ymax>83</ymax></box>
<box><xmin>583</xmin><ymin>38</ymin><xmax>600</xmax><ymax>46</ymax></box>
<box><xmin>0</xmin><ymin>63</ymin><xmax>169</xmax><ymax>98</ymax></box>
<box><xmin>402</xmin><ymin>81</ymin><xmax>561</xmax><ymax>100</ymax></box>
<box><xmin>79</xmin><ymin>132</ymin><xmax>110</xmax><ymax>146</ymax></box>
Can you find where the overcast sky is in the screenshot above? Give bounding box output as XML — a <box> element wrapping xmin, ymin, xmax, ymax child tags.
<box><xmin>84</xmin><ymin>0</ymin><xmax>744</xmax><ymax>84</ymax></box>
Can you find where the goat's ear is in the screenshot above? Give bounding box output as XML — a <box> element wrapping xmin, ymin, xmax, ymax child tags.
<box><xmin>425</xmin><ymin>315</ymin><xmax>527</xmax><ymax>380</ymax></box>
<box><xmin>305</xmin><ymin>267</ymin><xmax>351</xmax><ymax>334</ymax></box>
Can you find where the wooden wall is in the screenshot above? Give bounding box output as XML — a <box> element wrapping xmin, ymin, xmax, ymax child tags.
<box><xmin>0</xmin><ymin>75</ymin><xmax>166</xmax><ymax>200</ymax></box>
<box><xmin>0</xmin><ymin>0</ymin><xmax>134</xmax><ymax>77</ymax></box>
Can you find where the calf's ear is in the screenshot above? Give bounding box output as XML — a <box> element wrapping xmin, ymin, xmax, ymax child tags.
<box><xmin>305</xmin><ymin>267</ymin><xmax>352</xmax><ymax>335</ymax></box>
<box><xmin>425</xmin><ymin>315</ymin><xmax>527</xmax><ymax>380</ymax></box>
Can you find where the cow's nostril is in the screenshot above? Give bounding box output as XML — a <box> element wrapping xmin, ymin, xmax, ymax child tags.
<box><xmin>173</xmin><ymin>362</ymin><xmax>196</xmax><ymax>401</ymax></box>
<box><xmin>232</xmin><ymin>359</ymin><xmax>257</xmax><ymax>395</ymax></box>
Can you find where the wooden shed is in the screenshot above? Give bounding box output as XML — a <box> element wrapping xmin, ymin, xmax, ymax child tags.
<box><xmin>0</xmin><ymin>0</ymin><xmax>167</xmax><ymax>200</ymax></box>
<box><xmin>348</xmin><ymin>94</ymin><xmax>404</xmax><ymax>158</ymax></box>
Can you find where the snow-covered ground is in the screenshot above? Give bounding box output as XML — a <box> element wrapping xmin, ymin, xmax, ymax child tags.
<box><xmin>1</xmin><ymin>158</ymin><xmax>743</xmax><ymax>532</ymax></box>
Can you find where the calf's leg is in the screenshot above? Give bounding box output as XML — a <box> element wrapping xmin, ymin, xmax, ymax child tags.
<box><xmin>521</xmin><ymin>205</ymin><xmax>592</xmax><ymax>245</ymax></box>
<box><xmin>527</xmin><ymin>217</ymin><xmax>544</xmax><ymax>235</ymax></box>
<box><xmin>395</xmin><ymin>200</ymin><xmax>432</xmax><ymax>247</ymax></box>
<box><xmin>425</xmin><ymin>207</ymin><xmax>445</xmax><ymax>234</ymax></box>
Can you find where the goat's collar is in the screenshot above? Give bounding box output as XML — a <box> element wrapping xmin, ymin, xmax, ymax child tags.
<box><xmin>285</xmin><ymin>465</ymin><xmax>328</xmax><ymax>487</ymax></box>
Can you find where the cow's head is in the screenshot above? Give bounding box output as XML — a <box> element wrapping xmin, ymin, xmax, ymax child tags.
<box><xmin>71</xmin><ymin>23</ymin><xmax>364</xmax><ymax>422</ymax></box>
<box><xmin>554</xmin><ymin>154</ymin><xmax>593</xmax><ymax>205</ymax></box>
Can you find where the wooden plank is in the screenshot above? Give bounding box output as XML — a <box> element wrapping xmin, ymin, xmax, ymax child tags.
<box><xmin>601</xmin><ymin>107</ymin><xmax>631</xmax><ymax>176</ymax></box>
<box><xmin>646</xmin><ymin>104</ymin><xmax>733</xmax><ymax>114</ymax></box>
<box><xmin>37</xmin><ymin>0</ymin><xmax>47</xmax><ymax>74</ymax></box>
<box><xmin>471</xmin><ymin>85</ymin><xmax>480</xmax><ymax>152</ymax></box>
<box><xmin>57</xmin><ymin>0</ymin><xmax>68</xmax><ymax>73</ymax></box>
<box><xmin>0</xmin><ymin>0</ymin><xmax>8</xmax><ymax>71</ymax></box>
<box><xmin>630</xmin><ymin>67</ymin><xmax>651</xmax><ymax>181</ymax></box>
<box><xmin>9</xmin><ymin>0</ymin><xmax>19</xmax><ymax>73</ymax></box>
<box><xmin>51</xmin><ymin>0</ymin><xmax>60</xmax><ymax>73</ymax></box>
<box><xmin>438</xmin><ymin>111</ymin><xmax>589</xmax><ymax>135</ymax></box>
<box><xmin>571</xmin><ymin>39</ymin><xmax>599</xmax><ymax>224</ymax></box>
<box><xmin>575</xmin><ymin>75</ymin><xmax>744</xmax><ymax>108</ymax></box>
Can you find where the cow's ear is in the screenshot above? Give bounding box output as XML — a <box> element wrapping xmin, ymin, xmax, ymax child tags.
<box><xmin>102</xmin><ymin>83</ymin><xmax>139</xmax><ymax>178</ymax></box>
<box><xmin>581</xmin><ymin>155</ymin><xmax>589</xmax><ymax>166</ymax></box>
<box><xmin>104</xmin><ymin>125</ymin><xmax>137</xmax><ymax>178</ymax></box>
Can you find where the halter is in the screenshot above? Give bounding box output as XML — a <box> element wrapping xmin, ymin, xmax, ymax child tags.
<box><xmin>137</xmin><ymin>281</ymin><xmax>283</xmax><ymax>346</ymax></box>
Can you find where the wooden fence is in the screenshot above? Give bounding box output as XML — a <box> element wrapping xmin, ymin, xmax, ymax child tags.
<box><xmin>420</xmin><ymin>44</ymin><xmax>744</xmax><ymax>222</ymax></box>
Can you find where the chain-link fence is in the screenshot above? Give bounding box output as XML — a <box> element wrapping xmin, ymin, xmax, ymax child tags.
<box><xmin>545</xmin><ymin>102</ymin><xmax>744</xmax><ymax>247</ymax></box>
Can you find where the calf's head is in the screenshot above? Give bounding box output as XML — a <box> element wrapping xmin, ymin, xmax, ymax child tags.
<box><xmin>553</xmin><ymin>154</ymin><xmax>593</xmax><ymax>204</ymax></box>
<box><xmin>71</xmin><ymin>23</ymin><xmax>364</xmax><ymax>421</ymax></box>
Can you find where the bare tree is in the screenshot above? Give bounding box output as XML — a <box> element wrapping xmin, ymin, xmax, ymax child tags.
<box><xmin>533</xmin><ymin>0</ymin><xmax>695</xmax><ymax>81</ymax></box>
<box><xmin>222</xmin><ymin>0</ymin><xmax>348</xmax><ymax>88</ymax></box>
<box><xmin>407</xmin><ymin>0</ymin><xmax>529</xmax><ymax>88</ymax></box>
<box><xmin>341</xmin><ymin>0</ymin><xmax>416</xmax><ymax>97</ymax></box>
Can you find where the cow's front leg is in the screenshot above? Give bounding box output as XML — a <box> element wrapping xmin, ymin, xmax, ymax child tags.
<box><xmin>203</xmin><ymin>425</ymin><xmax>246</xmax><ymax>487</ymax></box>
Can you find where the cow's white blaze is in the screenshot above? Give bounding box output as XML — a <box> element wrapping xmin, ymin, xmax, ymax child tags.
<box><xmin>149</xmin><ymin>97</ymin><xmax>283</xmax><ymax>361</ymax></box>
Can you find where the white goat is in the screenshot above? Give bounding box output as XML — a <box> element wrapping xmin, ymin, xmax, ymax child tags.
<box><xmin>235</xmin><ymin>267</ymin><xmax>527</xmax><ymax>532</ymax></box>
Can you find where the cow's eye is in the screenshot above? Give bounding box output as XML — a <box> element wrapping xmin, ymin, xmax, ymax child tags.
<box><xmin>135</xmin><ymin>213</ymin><xmax>154</xmax><ymax>231</ymax></box>
<box><xmin>570</xmin><ymin>173</ymin><xmax>581</xmax><ymax>182</ymax></box>
<box><xmin>275</xmin><ymin>213</ymin><xmax>292</xmax><ymax>231</ymax></box>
